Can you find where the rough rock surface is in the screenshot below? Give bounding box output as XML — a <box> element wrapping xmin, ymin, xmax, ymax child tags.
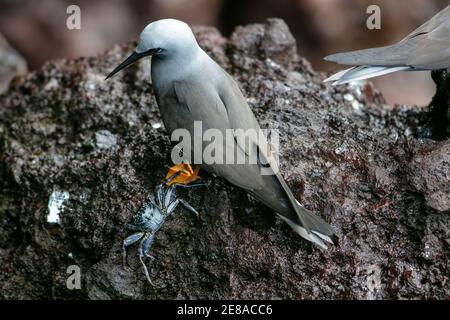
<box><xmin>0</xmin><ymin>19</ymin><xmax>448</xmax><ymax>299</ymax></box>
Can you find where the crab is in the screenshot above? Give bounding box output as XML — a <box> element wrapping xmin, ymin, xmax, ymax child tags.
<box><xmin>122</xmin><ymin>171</ymin><xmax>202</xmax><ymax>284</ymax></box>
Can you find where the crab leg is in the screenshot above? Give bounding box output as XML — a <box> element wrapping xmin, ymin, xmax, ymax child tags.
<box><xmin>142</xmin><ymin>233</ymin><xmax>156</xmax><ymax>261</ymax></box>
<box><xmin>138</xmin><ymin>234</ymin><xmax>154</xmax><ymax>285</ymax></box>
<box><xmin>179</xmin><ymin>199</ymin><xmax>199</xmax><ymax>216</ymax></box>
<box><xmin>173</xmin><ymin>182</ymin><xmax>205</xmax><ymax>189</ymax></box>
<box><xmin>123</xmin><ymin>232</ymin><xmax>144</xmax><ymax>268</ymax></box>
<box><xmin>165</xmin><ymin>163</ymin><xmax>201</xmax><ymax>186</ymax></box>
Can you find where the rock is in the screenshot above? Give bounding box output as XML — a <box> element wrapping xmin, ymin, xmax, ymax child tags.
<box><xmin>408</xmin><ymin>140</ymin><xmax>450</xmax><ymax>212</ymax></box>
<box><xmin>229</xmin><ymin>18</ymin><xmax>297</xmax><ymax>71</ymax></box>
<box><xmin>260</xmin><ymin>18</ymin><xmax>298</xmax><ymax>70</ymax></box>
<box><xmin>95</xmin><ymin>130</ymin><xmax>118</xmax><ymax>150</ymax></box>
<box><xmin>0</xmin><ymin>19</ymin><xmax>448</xmax><ymax>299</ymax></box>
<box><xmin>0</xmin><ymin>33</ymin><xmax>27</xmax><ymax>94</ymax></box>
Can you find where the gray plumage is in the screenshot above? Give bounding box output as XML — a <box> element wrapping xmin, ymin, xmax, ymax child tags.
<box><xmin>107</xmin><ymin>19</ymin><xmax>335</xmax><ymax>248</ymax></box>
<box><xmin>325</xmin><ymin>5</ymin><xmax>450</xmax><ymax>85</ymax></box>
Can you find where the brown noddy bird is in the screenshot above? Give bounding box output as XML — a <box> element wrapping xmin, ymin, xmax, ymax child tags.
<box><xmin>106</xmin><ymin>19</ymin><xmax>335</xmax><ymax>248</ymax></box>
<box><xmin>324</xmin><ymin>5</ymin><xmax>450</xmax><ymax>85</ymax></box>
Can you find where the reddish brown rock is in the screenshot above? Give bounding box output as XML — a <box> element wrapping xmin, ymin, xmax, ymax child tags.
<box><xmin>409</xmin><ymin>140</ymin><xmax>450</xmax><ymax>212</ymax></box>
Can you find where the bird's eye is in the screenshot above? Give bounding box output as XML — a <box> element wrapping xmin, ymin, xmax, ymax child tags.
<box><xmin>145</xmin><ymin>48</ymin><xmax>163</xmax><ymax>56</ymax></box>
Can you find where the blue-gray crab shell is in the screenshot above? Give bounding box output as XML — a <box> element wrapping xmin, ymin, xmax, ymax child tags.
<box><xmin>134</xmin><ymin>201</ymin><xmax>165</xmax><ymax>231</ymax></box>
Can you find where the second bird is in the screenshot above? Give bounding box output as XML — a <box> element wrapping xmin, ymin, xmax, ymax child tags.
<box><xmin>325</xmin><ymin>5</ymin><xmax>450</xmax><ymax>85</ymax></box>
<box><xmin>106</xmin><ymin>19</ymin><xmax>335</xmax><ymax>249</ymax></box>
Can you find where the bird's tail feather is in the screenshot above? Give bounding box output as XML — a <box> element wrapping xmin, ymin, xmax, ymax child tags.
<box><xmin>278</xmin><ymin>201</ymin><xmax>335</xmax><ymax>249</ymax></box>
<box><xmin>277</xmin><ymin>214</ymin><xmax>333</xmax><ymax>250</ymax></box>
<box><xmin>325</xmin><ymin>65</ymin><xmax>412</xmax><ymax>85</ymax></box>
<box><xmin>296</xmin><ymin>203</ymin><xmax>335</xmax><ymax>236</ymax></box>
<box><xmin>324</xmin><ymin>67</ymin><xmax>354</xmax><ymax>83</ymax></box>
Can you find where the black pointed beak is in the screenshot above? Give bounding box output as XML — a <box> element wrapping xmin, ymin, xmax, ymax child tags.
<box><xmin>105</xmin><ymin>48</ymin><xmax>161</xmax><ymax>80</ymax></box>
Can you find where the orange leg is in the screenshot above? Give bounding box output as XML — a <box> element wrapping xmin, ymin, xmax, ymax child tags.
<box><xmin>165</xmin><ymin>163</ymin><xmax>200</xmax><ymax>186</ymax></box>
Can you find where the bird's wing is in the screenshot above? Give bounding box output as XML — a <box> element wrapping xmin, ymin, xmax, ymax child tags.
<box><xmin>173</xmin><ymin>75</ymin><xmax>315</xmax><ymax>227</ymax></box>
<box><xmin>173</xmin><ymin>74</ymin><xmax>334</xmax><ymax>239</ymax></box>
<box><xmin>216</xmin><ymin>71</ymin><xmax>323</xmax><ymax>232</ymax></box>
<box><xmin>401</xmin><ymin>5</ymin><xmax>450</xmax><ymax>41</ymax></box>
<box><xmin>407</xmin><ymin>22</ymin><xmax>450</xmax><ymax>69</ymax></box>
<box><xmin>173</xmin><ymin>72</ymin><xmax>335</xmax><ymax>236</ymax></box>
<box><xmin>324</xmin><ymin>37</ymin><xmax>420</xmax><ymax>66</ymax></box>
<box><xmin>172</xmin><ymin>78</ymin><xmax>266</xmax><ymax>191</ymax></box>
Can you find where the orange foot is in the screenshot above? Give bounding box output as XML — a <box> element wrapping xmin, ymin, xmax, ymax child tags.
<box><xmin>165</xmin><ymin>163</ymin><xmax>200</xmax><ymax>186</ymax></box>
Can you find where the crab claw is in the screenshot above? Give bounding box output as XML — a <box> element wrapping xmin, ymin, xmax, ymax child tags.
<box><xmin>165</xmin><ymin>163</ymin><xmax>200</xmax><ymax>186</ymax></box>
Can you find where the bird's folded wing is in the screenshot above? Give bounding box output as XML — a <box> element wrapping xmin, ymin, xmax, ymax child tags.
<box><xmin>174</xmin><ymin>72</ymin><xmax>335</xmax><ymax>235</ymax></box>
<box><xmin>324</xmin><ymin>37</ymin><xmax>420</xmax><ymax>66</ymax></box>
<box><xmin>173</xmin><ymin>79</ymin><xmax>265</xmax><ymax>191</ymax></box>
<box><xmin>407</xmin><ymin>24</ymin><xmax>450</xmax><ymax>69</ymax></box>
<box><xmin>217</xmin><ymin>71</ymin><xmax>315</xmax><ymax>231</ymax></box>
<box><xmin>401</xmin><ymin>5</ymin><xmax>450</xmax><ymax>41</ymax></box>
